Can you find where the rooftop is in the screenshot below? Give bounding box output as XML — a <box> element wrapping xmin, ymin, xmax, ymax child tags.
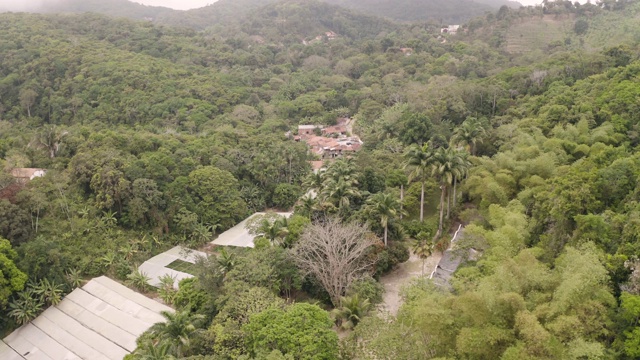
<box><xmin>0</xmin><ymin>276</ymin><xmax>173</xmax><ymax>360</ymax></box>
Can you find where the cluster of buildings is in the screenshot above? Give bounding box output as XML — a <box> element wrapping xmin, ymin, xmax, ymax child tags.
<box><xmin>302</xmin><ymin>31</ymin><xmax>339</xmax><ymax>45</ymax></box>
<box><xmin>289</xmin><ymin>118</ymin><xmax>363</xmax><ymax>171</ymax></box>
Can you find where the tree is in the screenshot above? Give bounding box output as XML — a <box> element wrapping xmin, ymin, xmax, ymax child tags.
<box><xmin>412</xmin><ymin>236</ymin><xmax>434</xmax><ymax>275</ymax></box>
<box><xmin>188</xmin><ymin>166</ymin><xmax>247</xmax><ymax>229</ymax></box>
<box><xmin>320</xmin><ymin>178</ymin><xmax>362</xmax><ymax>216</ymax></box>
<box><xmin>243</xmin><ymin>303</ymin><xmax>339</xmax><ymax>359</ymax></box>
<box><xmin>452</xmin><ymin>117</ymin><xmax>486</xmax><ymax>156</ymax></box>
<box><xmin>132</xmin><ymin>340</ymin><xmax>176</xmax><ymax>360</ymax></box>
<box><xmin>32</xmin><ymin>124</ymin><xmax>69</xmax><ymax>158</ymax></box>
<box><xmin>404</xmin><ymin>143</ymin><xmax>434</xmax><ymax>222</ymax></box>
<box><xmin>332</xmin><ymin>294</ymin><xmax>371</xmax><ymax>330</ymax></box>
<box><xmin>432</xmin><ymin>147</ymin><xmax>468</xmax><ymax>238</ymax></box>
<box><xmin>19</xmin><ymin>88</ymin><xmax>37</xmax><ymax>118</ymax></box>
<box><xmin>364</xmin><ymin>192</ymin><xmax>404</xmax><ymax>247</ymax></box>
<box><xmin>0</xmin><ymin>237</ymin><xmax>28</xmax><ymax>307</ymax></box>
<box><xmin>148</xmin><ymin>310</ymin><xmax>204</xmax><ymax>357</ymax></box>
<box><xmin>8</xmin><ymin>289</ymin><xmax>43</xmax><ymax>326</ymax></box>
<box><xmin>386</xmin><ymin>170</ymin><xmax>408</xmax><ymax>219</ymax></box>
<box><xmin>292</xmin><ymin>218</ymin><xmax>377</xmax><ymax>306</ymax></box>
<box><xmin>255</xmin><ymin>218</ymin><xmax>289</xmax><ymax>246</ymax></box>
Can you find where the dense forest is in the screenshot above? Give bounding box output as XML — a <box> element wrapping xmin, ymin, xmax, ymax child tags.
<box><xmin>2</xmin><ymin>0</ymin><xmax>640</xmax><ymax>359</ymax></box>
<box><xmin>26</xmin><ymin>0</ymin><xmax>522</xmax><ymax>27</ymax></box>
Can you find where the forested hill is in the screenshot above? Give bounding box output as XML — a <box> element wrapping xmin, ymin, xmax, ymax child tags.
<box><xmin>3</xmin><ymin>1</ymin><xmax>640</xmax><ymax>358</ymax></box>
<box><xmin>208</xmin><ymin>0</ymin><xmax>399</xmax><ymax>44</ymax></box>
<box><xmin>322</xmin><ymin>0</ymin><xmax>514</xmax><ymax>23</ymax></box>
<box><xmin>14</xmin><ymin>0</ymin><xmax>522</xmax><ymax>29</ymax></box>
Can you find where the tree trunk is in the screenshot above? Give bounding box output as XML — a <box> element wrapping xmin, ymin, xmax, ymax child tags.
<box><xmin>437</xmin><ymin>184</ymin><xmax>445</xmax><ymax>239</ymax></box>
<box><xmin>446</xmin><ymin>185</ymin><xmax>451</xmax><ymax>219</ymax></box>
<box><xmin>453</xmin><ymin>176</ymin><xmax>458</xmax><ymax>209</ymax></box>
<box><xmin>384</xmin><ymin>225</ymin><xmax>388</xmax><ymax>247</ymax></box>
<box><xmin>400</xmin><ymin>184</ymin><xmax>404</xmax><ymax>220</ymax></box>
<box><xmin>420</xmin><ymin>180</ymin><xmax>425</xmax><ymax>222</ymax></box>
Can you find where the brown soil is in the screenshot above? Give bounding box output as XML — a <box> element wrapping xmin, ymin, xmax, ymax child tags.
<box><xmin>378</xmin><ymin>251</ymin><xmax>442</xmax><ymax>316</ymax></box>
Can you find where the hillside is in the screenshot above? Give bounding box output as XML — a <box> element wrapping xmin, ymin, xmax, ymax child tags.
<box><xmin>209</xmin><ymin>0</ymin><xmax>399</xmax><ymax>44</ymax></box>
<box><xmin>323</xmin><ymin>0</ymin><xmax>495</xmax><ymax>23</ymax></box>
<box><xmin>2</xmin><ymin>1</ymin><xmax>640</xmax><ymax>359</ymax></box>
<box><xmin>6</xmin><ymin>0</ymin><xmax>522</xmax><ymax>29</ymax></box>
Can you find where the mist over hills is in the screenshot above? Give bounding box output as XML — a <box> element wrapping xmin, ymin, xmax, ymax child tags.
<box><xmin>5</xmin><ymin>0</ymin><xmax>523</xmax><ymax>29</ymax></box>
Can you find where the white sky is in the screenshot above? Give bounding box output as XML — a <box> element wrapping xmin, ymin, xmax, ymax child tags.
<box><xmin>0</xmin><ymin>0</ymin><xmax>593</xmax><ymax>13</ymax></box>
<box><xmin>133</xmin><ymin>0</ymin><xmax>590</xmax><ymax>10</ymax></box>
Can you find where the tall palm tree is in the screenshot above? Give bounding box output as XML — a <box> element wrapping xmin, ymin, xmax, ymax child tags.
<box><xmin>149</xmin><ymin>310</ymin><xmax>204</xmax><ymax>358</ymax></box>
<box><xmin>412</xmin><ymin>236</ymin><xmax>434</xmax><ymax>275</ymax></box>
<box><xmin>404</xmin><ymin>143</ymin><xmax>435</xmax><ymax>222</ymax></box>
<box><xmin>302</xmin><ymin>171</ymin><xmax>324</xmax><ymax>192</ymax></box>
<box><xmin>320</xmin><ymin>178</ymin><xmax>361</xmax><ymax>216</ymax></box>
<box><xmin>432</xmin><ymin>147</ymin><xmax>460</xmax><ymax>239</ymax></box>
<box><xmin>324</xmin><ymin>158</ymin><xmax>358</xmax><ymax>185</ymax></box>
<box><xmin>364</xmin><ymin>192</ymin><xmax>404</xmax><ymax>247</ymax></box>
<box><xmin>450</xmin><ymin>150</ymin><xmax>471</xmax><ymax>217</ymax></box>
<box><xmin>33</xmin><ymin>124</ymin><xmax>69</xmax><ymax>158</ymax></box>
<box><xmin>452</xmin><ymin>117</ymin><xmax>487</xmax><ymax>156</ymax></box>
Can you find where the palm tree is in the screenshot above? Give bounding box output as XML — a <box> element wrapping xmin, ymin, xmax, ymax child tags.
<box><xmin>432</xmin><ymin>147</ymin><xmax>468</xmax><ymax>238</ymax></box>
<box><xmin>149</xmin><ymin>310</ymin><xmax>204</xmax><ymax>357</ymax></box>
<box><xmin>452</xmin><ymin>117</ymin><xmax>487</xmax><ymax>156</ymax></box>
<box><xmin>33</xmin><ymin>124</ymin><xmax>69</xmax><ymax>158</ymax></box>
<box><xmin>33</xmin><ymin>278</ymin><xmax>64</xmax><ymax>306</ymax></box>
<box><xmin>127</xmin><ymin>270</ymin><xmax>151</xmax><ymax>292</ymax></box>
<box><xmin>296</xmin><ymin>194</ymin><xmax>318</xmax><ymax>218</ymax></box>
<box><xmin>302</xmin><ymin>171</ymin><xmax>324</xmax><ymax>192</ymax></box>
<box><xmin>412</xmin><ymin>235</ymin><xmax>434</xmax><ymax>275</ymax></box>
<box><xmin>450</xmin><ymin>150</ymin><xmax>471</xmax><ymax>216</ymax></box>
<box><xmin>191</xmin><ymin>222</ymin><xmax>217</xmax><ymax>245</ymax></box>
<box><xmin>404</xmin><ymin>143</ymin><xmax>435</xmax><ymax>222</ymax></box>
<box><xmin>158</xmin><ymin>274</ymin><xmax>177</xmax><ymax>305</ymax></box>
<box><xmin>8</xmin><ymin>290</ymin><xmax>44</xmax><ymax>325</ymax></box>
<box><xmin>320</xmin><ymin>178</ymin><xmax>361</xmax><ymax>217</ymax></box>
<box><xmin>217</xmin><ymin>248</ymin><xmax>236</xmax><ymax>277</ymax></box>
<box><xmin>364</xmin><ymin>192</ymin><xmax>404</xmax><ymax>247</ymax></box>
<box><xmin>65</xmin><ymin>268</ymin><xmax>83</xmax><ymax>289</ymax></box>
<box><xmin>256</xmin><ymin>218</ymin><xmax>289</xmax><ymax>246</ymax></box>
<box><xmin>134</xmin><ymin>340</ymin><xmax>176</xmax><ymax>360</ymax></box>
<box><xmin>324</xmin><ymin>158</ymin><xmax>359</xmax><ymax>185</ymax></box>
<box><xmin>331</xmin><ymin>294</ymin><xmax>371</xmax><ymax>330</ymax></box>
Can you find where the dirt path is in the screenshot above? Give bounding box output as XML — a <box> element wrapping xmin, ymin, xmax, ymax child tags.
<box><xmin>378</xmin><ymin>251</ymin><xmax>443</xmax><ymax>316</ymax></box>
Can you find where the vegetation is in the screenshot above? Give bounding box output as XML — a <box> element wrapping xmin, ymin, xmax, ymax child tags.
<box><xmin>3</xmin><ymin>0</ymin><xmax>640</xmax><ymax>358</ymax></box>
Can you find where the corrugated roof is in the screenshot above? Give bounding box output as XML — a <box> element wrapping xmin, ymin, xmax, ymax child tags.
<box><xmin>0</xmin><ymin>276</ymin><xmax>173</xmax><ymax>360</ymax></box>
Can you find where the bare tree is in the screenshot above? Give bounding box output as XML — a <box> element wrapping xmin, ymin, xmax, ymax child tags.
<box><xmin>293</xmin><ymin>218</ymin><xmax>378</xmax><ymax>306</ymax></box>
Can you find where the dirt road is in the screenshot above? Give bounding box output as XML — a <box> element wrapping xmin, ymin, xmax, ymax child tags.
<box><xmin>378</xmin><ymin>251</ymin><xmax>442</xmax><ymax>316</ymax></box>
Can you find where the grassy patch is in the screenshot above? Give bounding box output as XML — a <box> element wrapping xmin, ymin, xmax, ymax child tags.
<box><xmin>166</xmin><ymin>259</ymin><xmax>198</xmax><ymax>275</ymax></box>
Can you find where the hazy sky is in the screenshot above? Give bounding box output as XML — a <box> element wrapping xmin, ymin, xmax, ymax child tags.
<box><xmin>0</xmin><ymin>0</ymin><xmax>593</xmax><ymax>12</ymax></box>
<box><xmin>133</xmin><ymin>0</ymin><xmax>590</xmax><ymax>10</ymax></box>
<box><xmin>133</xmin><ymin>0</ymin><xmax>217</xmax><ymax>10</ymax></box>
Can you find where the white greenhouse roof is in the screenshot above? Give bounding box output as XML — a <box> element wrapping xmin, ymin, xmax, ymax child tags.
<box><xmin>1</xmin><ymin>276</ymin><xmax>173</xmax><ymax>360</ymax></box>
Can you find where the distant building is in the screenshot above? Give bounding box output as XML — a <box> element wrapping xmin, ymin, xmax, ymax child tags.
<box><xmin>10</xmin><ymin>168</ymin><xmax>47</xmax><ymax>183</ymax></box>
<box><xmin>325</xmin><ymin>31</ymin><xmax>338</xmax><ymax>40</ymax></box>
<box><xmin>441</xmin><ymin>25</ymin><xmax>461</xmax><ymax>34</ymax></box>
<box><xmin>399</xmin><ymin>47</ymin><xmax>413</xmax><ymax>56</ymax></box>
<box><xmin>298</xmin><ymin>125</ymin><xmax>323</xmax><ymax>135</ymax></box>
